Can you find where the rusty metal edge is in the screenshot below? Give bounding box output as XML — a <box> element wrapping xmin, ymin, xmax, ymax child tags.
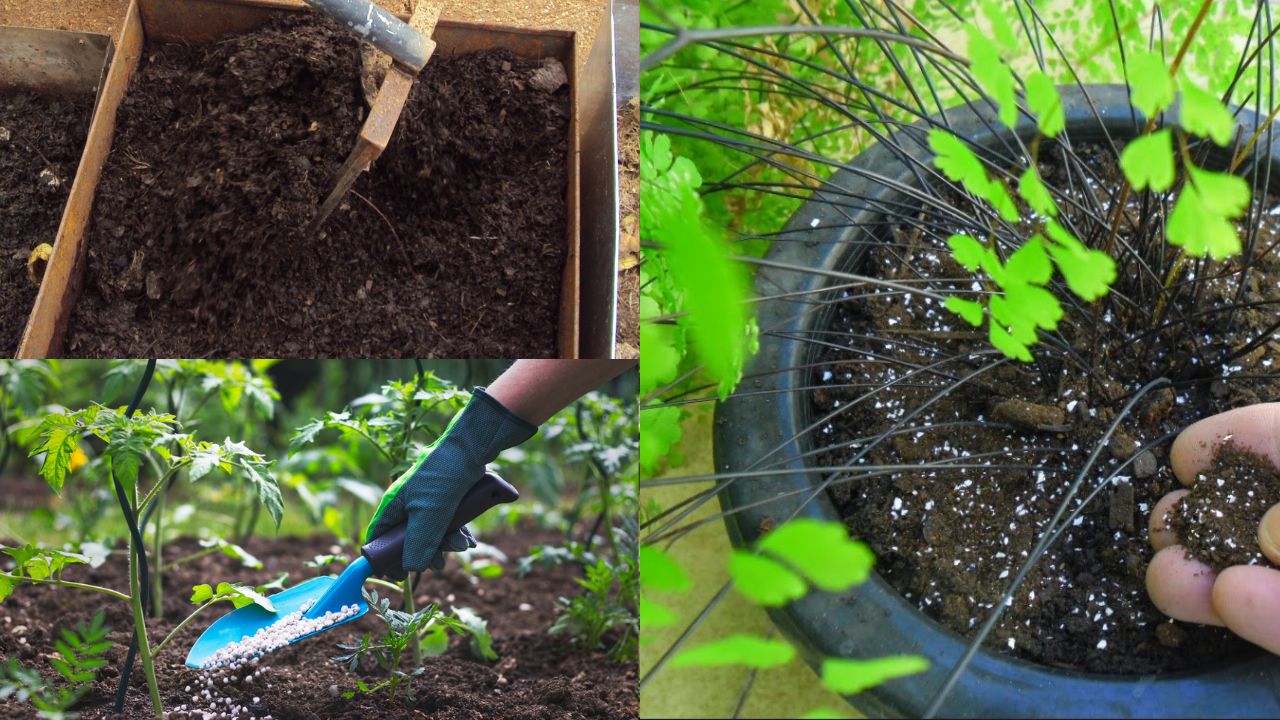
<box><xmin>17</xmin><ymin>2</ymin><xmax>142</xmax><ymax>359</ymax></box>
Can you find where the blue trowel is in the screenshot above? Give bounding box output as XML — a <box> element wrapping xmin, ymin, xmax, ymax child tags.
<box><xmin>185</xmin><ymin>471</ymin><xmax>518</xmax><ymax>668</ymax></box>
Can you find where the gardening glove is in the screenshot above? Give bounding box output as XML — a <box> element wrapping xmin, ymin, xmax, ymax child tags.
<box><xmin>432</xmin><ymin>525</ymin><xmax>478</xmax><ymax>571</ymax></box>
<box><xmin>365</xmin><ymin>387</ymin><xmax>536</xmax><ymax>577</ymax></box>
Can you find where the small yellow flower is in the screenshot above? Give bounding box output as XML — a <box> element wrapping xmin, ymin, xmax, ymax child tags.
<box><xmin>69</xmin><ymin>448</ymin><xmax>88</xmax><ymax>472</ymax></box>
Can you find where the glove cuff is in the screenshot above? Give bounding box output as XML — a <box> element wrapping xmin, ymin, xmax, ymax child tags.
<box><xmin>448</xmin><ymin>387</ymin><xmax>537</xmax><ymax>463</ymax></box>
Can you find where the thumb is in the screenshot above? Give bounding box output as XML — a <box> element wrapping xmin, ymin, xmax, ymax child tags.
<box><xmin>1257</xmin><ymin>504</ymin><xmax>1280</xmax><ymax>565</ymax></box>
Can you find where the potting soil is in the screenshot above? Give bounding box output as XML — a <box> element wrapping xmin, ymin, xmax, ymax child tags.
<box><xmin>811</xmin><ymin>142</ymin><xmax>1279</xmax><ymax>673</ymax></box>
<box><xmin>0</xmin><ymin>90</ymin><xmax>93</xmax><ymax>355</ymax></box>
<box><xmin>67</xmin><ymin>13</ymin><xmax>569</xmax><ymax>357</ymax></box>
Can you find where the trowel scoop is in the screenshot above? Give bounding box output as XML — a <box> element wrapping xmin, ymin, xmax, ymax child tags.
<box><xmin>300</xmin><ymin>0</ymin><xmax>443</xmax><ymax>233</ymax></box>
<box><xmin>185</xmin><ymin>471</ymin><xmax>518</xmax><ymax>668</ymax></box>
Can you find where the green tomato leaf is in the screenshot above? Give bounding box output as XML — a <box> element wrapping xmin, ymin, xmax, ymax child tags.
<box><xmin>1118</xmin><ymin>129</ymin><xmax>1175</xmax><ymax>192</ymax></box>
<box><xmin>729</xmin><ymin>551</ymin><xmax>808</xmax><ymax>606</ymax></box>
<box><xmin>187</xmin><ymin>444</ymin><xmax>224</xmax><ymax>483</ymax></box>
<box><xmin>453</xmin><ymin>607</ymin><xmax>498</xmax><ymax>661</ymax></box>
<box><xmin>1186</xmin><ymin>163</ymin><xmax>1250</xmax><ymax>217</ymax></box>
<box><xmin>1005</xmin><ymin>239</ymin><xmax>1053</xmax><ymax>285</ymax></box>
<box><xmin>31</xmin><ymin>415</ymin><xmax>78</xmax><ymax>495</ymax></box>
<box><xmin>821</xmin><ymin>655</ymin><xmax>930</xmax><ymax>695</ymax></box>
<box><xmin>967</xmin><ymin>25</ymin><xmax>1018</xmax><ymax>127</ymax></box>
<box><xmin>1179</xmin><ymin>81</ymin><xmax>1236</xmax><ymax>146</ymax></box>
<box><xmin>1023</xmin><ymin>71</ymin><xmax>1064</xmax><ymax>138</ymax></box>
<box><xmin>757</xmin><ymin>519</ymin><xmax>874</xmax><ymax>591</ymax></box>
<box><xmin>1167</xmin><ymin>187</ymin><xmax>1242</xmax><ymax>259</ymax></box>
<box><xmin>0</xmin><ymin>574</ymin><xmax>13</xmax><ymax>604</ymax></box>
<box><xmin>1126</xmin><ymin>49</ymin><xmax>1174</xmax><ymax>116</ymax></box>
<box><xmin>947</xmin><ymin>234</ymin><xmax>986</xmax><ymax>271</ymax></box>
<box><xmin>640</xmin><ymin>545</ymin><xmax>690</xmax><ymax>593</ymax></box>
<box><xmin>671</xmin><ymin>634</ymin><xmax>797</xmax><ymax>669</ymax></box>
<box><xmin>1017</xmin><ymin>167</ymin><xmax>1057</xmax><ymax>217</ymax></box>
<box><xmin>944</xmin><ymin>296</ymin><xmax>985</xmax><ymax>327</ymax></box>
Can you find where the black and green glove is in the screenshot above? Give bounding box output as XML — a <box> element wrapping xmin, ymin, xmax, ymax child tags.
<box><xmin>365</xmin><ymin>387</ymin><xmax>536</xmax><ymax>575</ymax></box>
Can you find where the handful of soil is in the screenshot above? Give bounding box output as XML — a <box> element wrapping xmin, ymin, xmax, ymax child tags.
<box><xmin>1169</xmin><ymin>441</ymin><xmax>1280</xmax><ymax>571</ymax></box>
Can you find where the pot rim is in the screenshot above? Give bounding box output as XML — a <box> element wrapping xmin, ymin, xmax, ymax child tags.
<box><xmin>712</xmin><ymin>83</ymin><xmax>1280</xmax><ymax>718</ymax></box>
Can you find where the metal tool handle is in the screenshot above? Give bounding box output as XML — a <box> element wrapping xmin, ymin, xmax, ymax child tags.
<box><xmin>302</xmin><ymin>0</ymin><xmax>433</xmax><ymax>72</ymax></box>
<box><xmin>361</xmin><ymin>471</ymin><xmax>519</xmax><ymax>577</ymax></box>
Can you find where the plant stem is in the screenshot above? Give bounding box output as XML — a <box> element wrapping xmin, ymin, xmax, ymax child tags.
<box><xmin>162</xmin><ymin>546</ymin><xmax>219</xmax><ymax>573</ymax></box>
<box><xmin>138</xmin><ymin>463</ymin><xmax>183</xmax><ymax>515</ymax></box>
<box><xmin>152</xmin><ymin>601</ymin><xmax>214</xmax><ymax>657</ymax></box>
<box><xmin>364</xmin><ymin>578</ymin><xmax>403</xmax><ymax>594</ymax></box>
<box><xmin>128</xmin><ymin>517</ymin><xmax>163</xmax><ymax>717</ymax></box>
<box><xmin>403</xmin><ymin>574</ymin><xmax>422</xmax><ymax>665</ymax></box>
<box><xmin>0</xmin><ymin>572</ymin><xmax>131</xmax><ymax>602</ymax></box>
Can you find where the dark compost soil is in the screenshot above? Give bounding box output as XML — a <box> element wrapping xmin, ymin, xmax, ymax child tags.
<box><xmin>0</xmin><ymin>90</ymin><xmax>93</xmax><ymax>355</ymax></box>
<box><xmin>0</xmin><ymin>528</ymin><xmax>636</xmax><ymax>719</ymax></box>
<box><xmin>1169</xmin><ymin>441</ymin><xmax>1280</xmax><ymax>571</ymax></box>
<box><xmin>810</xmin><ymin>142</ymin><xmax>1280</xmax><ymax>674</ymax></box>
<box><xmin>66</xmin><ymin>14</ymin><xmax>569</xmax><ymax>358</ymax></box>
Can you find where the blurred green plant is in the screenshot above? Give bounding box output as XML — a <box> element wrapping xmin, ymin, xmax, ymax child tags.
<box><xmin>642</xmin><ymin>519</ymin><xmax>926</xmax><ymax>717</ymax></box>
<box><xmin>0</xmin><ymin>610</ymin><xmax>111</xmax><ymax>720</ymax></box>
<box><xmin>333</xmin><ymin>590</ymin><xmax>493</xmax><ymax>702</ymax></box>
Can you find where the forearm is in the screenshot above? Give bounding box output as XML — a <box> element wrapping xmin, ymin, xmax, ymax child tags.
<box><xmin>486</xmin><ymin>360</ymin><xmax>636</xmax><ymax>425</ymax></box>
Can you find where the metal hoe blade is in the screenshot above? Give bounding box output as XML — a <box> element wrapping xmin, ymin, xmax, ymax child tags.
<box><xmin>304</xmin><ymin>0</ymin><xmax>443</xmax><ymax>234</ymax></box>
<box><xmin>305</xmin><ymin>64</ymin><xmax>416</xmax><ymax>234</ymax></box>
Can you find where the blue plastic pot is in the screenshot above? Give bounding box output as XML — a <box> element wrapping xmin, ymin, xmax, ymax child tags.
<box><xmin>713</xmin><ymin>84</ymin><xmax>1280</xmax><ymax>718</ymax></box>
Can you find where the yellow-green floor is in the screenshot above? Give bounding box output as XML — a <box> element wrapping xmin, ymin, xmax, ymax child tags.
<box><xmin>640</xmin><ymin>411</ymin><xmax>856</xmax><ymax>718</ymax></box>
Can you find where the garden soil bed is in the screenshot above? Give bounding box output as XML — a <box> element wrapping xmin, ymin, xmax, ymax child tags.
<box><xmin>0</xmin><ymin>90</ymin><xmax>93</xmax><ymax>355</ymax></box>
<box><xmin>0</xmin><ymin>526</ymin><xmax>636</xmax><ymax>719</ymax></box>
<box><xmin>811</xmin><ymin>142</ymin><xmax>1280</xmax><ymax>674</ymax></box>
<box><xmin>65</xmin><ymin>13</ymin><xmax>569</xmax><ymax>358</ymax></box>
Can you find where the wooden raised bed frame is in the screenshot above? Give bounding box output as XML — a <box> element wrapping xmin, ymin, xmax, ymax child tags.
<box><xmin>18</xmin><ymin>0</ymin><xmax>590</xmax><ymax>358</ymax></box>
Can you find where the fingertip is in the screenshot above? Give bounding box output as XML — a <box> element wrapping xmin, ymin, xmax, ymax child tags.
<box><xmin>1171</xmin><ymin>404</ymin><xmax>1280</xmax><ymax>485</ymax></box>
<box><xmin>1214</xmin><ymin>565</ymin><xmax>1280</xmax><ymax>654</ymax></box>
<box><xmin>1149</xmin><ymin>490</ymin><xmax>1190</xmax><ymax>551</ymax></box>
<box><xmin>1146</xmin><ymin>545</ymin><xmax>1224</xmax><ymax>626</ymax></box>
<box><xmin>1259</xmin><ymin>505</ymin><xmax>1280</xmax><ymax>566</ymax></box>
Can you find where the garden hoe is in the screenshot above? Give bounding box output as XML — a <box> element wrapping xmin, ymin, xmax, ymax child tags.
<box><xmin>185</xmin><ymin>471</ymin><xmax>518</xmax><ymax>668</ymax></box>
<box><xmin>299</xmin><ymin>0</ymin><xmax>443</xmax><ymax>234</ymax></box>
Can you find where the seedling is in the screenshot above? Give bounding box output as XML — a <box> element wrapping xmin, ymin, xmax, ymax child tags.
<box><xmin>0</xmin><ymin>610</ymin><xmax>111</xmax><ymax>719</ymax></box>
<box><xmin>549</xmin><ymin>557</ymin><xmax>639</xmax><ymax>662</ymax></box>
<box><xmin>332</xmin><ymin>590</ymin><xmax>491</xmax><ymax>702</ymax></box>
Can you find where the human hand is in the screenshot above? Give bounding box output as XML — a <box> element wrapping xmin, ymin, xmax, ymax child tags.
<box><xmin>364</xmin><ymin>387</ymin><xmax>535</xmax><ymax>577</ymax></box>
<box><xmin>1146</xmin><ymin>403</ymin><xmax>1280</xmax><ymax>652</ymax></box>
